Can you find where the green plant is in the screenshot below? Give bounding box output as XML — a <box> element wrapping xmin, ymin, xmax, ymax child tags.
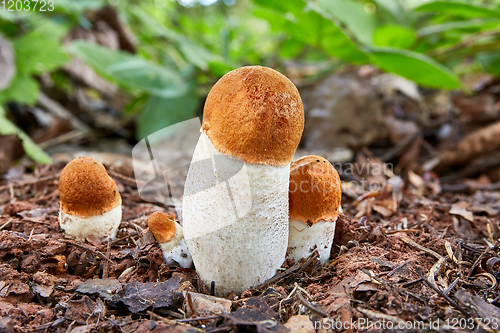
<box><xmin>1</xmin><ymin>0</ymin><xmax>500</xmax><ymax>166</ymax></box>
<box><xmin>253</xmin><ymin>0</ymin><xmax>500</xmax><ymax>89</ymax></box>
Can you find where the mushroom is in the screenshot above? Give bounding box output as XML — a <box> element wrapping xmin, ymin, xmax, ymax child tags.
<box><xmin>147</xmin><ymin>211</ymin><xmax>193</xmax><ymax>268</ymax></box>
<box><xmin>287</xmin><ymin>155</ymin><xmax>342</xmax><ymax>264</ymax></box>
<box><xmin>183</xmin><ymin>66</ymin><xmax>304</xmax><ymax>295</ymax></box>
<box><xmin>58</xmin><ymin>156</ymin><xmax>122</xmax><ymax>240</ymax></box>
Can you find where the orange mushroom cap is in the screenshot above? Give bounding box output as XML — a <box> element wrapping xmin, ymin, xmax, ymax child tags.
<box><xmin>59</xmin><ymin>157</ymin><xmax>121</xmax><ymax>218</ymax></box>
<box><xmin>202</xmin><ymin>66</ymin><xmax>304</xmax><ymax>166</ymax></box>
<box><xmin>148</xmin><ymin>211</ymin><xmax>177</xmax><ymax>244</ymax></box>
<box><xmin>289</xmin><ymin>155</ymin><xmax>342</xmax><ymax>224</ymax></box>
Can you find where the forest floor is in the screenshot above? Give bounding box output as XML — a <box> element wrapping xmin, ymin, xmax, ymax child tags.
<box><xmin>1</xmin><ymin>148</ymin><xmax>500</xmax><ymax>333</ymax></box>
<box><xmin>2</xmin><ymin>60</ymin><xmax>500</xmax><ymax>333</ymax></box>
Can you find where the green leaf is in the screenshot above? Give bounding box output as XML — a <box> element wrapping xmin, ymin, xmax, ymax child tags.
<box><xmin>208</xmin><ymin>61</ymin><xmax>238</xmax><ymax>77</ymax></box>
<box><xmin>14</xmin><ymin>30</ymin><xmax>69</xmax><ymax>74</ymax></box>
<box><xmin>415</xmin><ymin>1</ymin><xmax>500</xmax><ymax>18</ymax></box>
<box><xmin>369</xmin><ymin>47</ymin><xmax>461</xmax><ymax>89</ymax></box>
<box><xmin>372</xmin><ymin>0</ymin><xmax>407</xmax><ymax>24</ymax></box>
<box><xmin>69</xmin><ymin>41</ymin><xmax>187</xmax><ymax>98</ymax></box>
<box><xmin>478</xmin><ymin>53</ymin><xmax>500</xmax><ymax>76</ymax></box>
<box><xmin>252</xmin><ymin>0</ymin><xmax>305</xmax><ymax>16</ymax></box>
<box><xmin>0</xmin><ymin>105</ymin><xmax>52</xmax><ymax>164</ymax></box>
<box><xmin>52</xmin><ymin>0</ymin><xmax>104</xmax><ymax>16</ymax></box>
<box><xmin>418</xmin><ymin>18</ymin><xmax>500</xmax><ymax>36</ymax></box>
<box><xmin>0</xmin><ymin>74</ymin><xmax>39</xmax><ymax>105</ymax></box>
<box><xmin>136</xmin><ymin>83</ymin><xmax>200</xmax><ymax>140</ymax></box>
<box><xmin>280</xmin><ymin>38</ymin><xmax>305</xmax><ymax>58</ymax></box>
<box><xmin>374</xmin><ymin>25</ymin><xmax>416</xmax><ymax>49</ymax></box>
<box><xmin>255</xmin><ymin>2</ymin><xmax>368</xmax><ymax>64</ymax></box>
<box><xmin>308</xmin><ymin>4</ymin><xmax>369</xmax><ymax>64</ymax></box>
<box><xmin>178</xmin><ymin>39</ymin><xmax>214</xmax><ymax>70</ymax></box>
<box><xmin>316</xmin><ymin>0</ymin><xmax>377</xmax><ymax>45</ymax></box>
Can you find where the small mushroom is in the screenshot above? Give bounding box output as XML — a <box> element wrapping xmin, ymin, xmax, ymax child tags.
<box><xmin>183</xmin><ymin>66</ymin><xmax>304</xmax><ymax>295</ymax></box>
<box><xmin>58</xmin><ymin>156</ymin><xmax>122</xmax><ymax>240</ymax></box>
<box><xmin>288</xmin><ymin>155</ymin><xmax>342</xmax><ymax>264</ymax></box>
<box><xmin>147</xmin><ymin>211</ymin><xmax>193</xmax><ymax>268</ymax></box>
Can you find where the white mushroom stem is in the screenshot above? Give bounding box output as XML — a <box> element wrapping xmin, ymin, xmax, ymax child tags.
<box><xmin>58</xmin><ymin>205</ymin><xmax>122</xmax><ymax>241</ymax></box>
<box><xmin>159</xmin><ymin>222</ymin><xmax>193</xmax><ymax>268</ymax></box>
<box><xmin>287</xmin><ymin>219</ymin><xmax>336</xmax><ymax>264</ymax></box>
<box><xmin>183</xmin><ymin>132</ymin><xmax>289</xmax><ymax>296</ymax></box>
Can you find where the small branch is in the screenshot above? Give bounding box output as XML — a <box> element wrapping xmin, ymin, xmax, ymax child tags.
<box><xmin>60</xmin><ymin>239</ymin><xmax>113</xmax><ymax>263</ymax></box>
<box><xmin>0</xmin><ymin>174</ymin><xmax>60</xmax><ymax>192</ymax></box>
<box><xmin>400</xmin><ymin>236</ymin><xmax>443</xmax><ymax>260</ymax></box>
<box><xmin>102</xmin><ymin>238</ymin><xmax>111</xmax><ymax>279</ymax></box>
<box><xmin>415</xmin><ymin>267</ymin><xmax>470</xmax><ymax>318</ymax></box>
<box><xmin>296</xmin><ymin>291</ymin><xmax>327</xmax><ymax>317</ymax></box>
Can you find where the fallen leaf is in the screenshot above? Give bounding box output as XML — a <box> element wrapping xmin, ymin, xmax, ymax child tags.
<box><xmin>372</xmin><ymin>204</ymin><xmax>393</xmax><ymax>217</ymax></box>
<box><xmin>76</xmin><ymin>278</ymin><xmax>124</xmax><ymax>302</ymax></box>
<box><xmin>114</xmin><ymin>276</ymin><xmax>183</xmax><ymax>313</ymax></box>
<box><xmin>184</xmin><ymin>291</ymin><xmax>231</xmax><ymax>317</ymax></box>
<box><xmin>450</xmin><ymin>202</ymin><xmax>474</xmax><ymax>222</ymax></box>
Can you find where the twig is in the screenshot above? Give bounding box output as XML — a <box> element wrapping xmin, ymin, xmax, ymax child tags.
<box><xmin>102</xmin><ymin>238</ymin><xmax>111</xmax><ymax>279</ymax></box>
<box><xmin>60</xmin><ymin>239</ymin><xmax>113</xmax><ymax>263</ymax></box>
<box><xmin>400</xmin><ymin>236</ymin><xmax>443</xmax><ymax>260</ymax></box>
<box><xmin>388</xmin><ymin>260</ymin><xmax>412</xmax><ymax>277</ymax></box>
<box><xmin>295</xmin><ymin>251</ymin><xmax>319</xmax><ymax>275</ymax></box>
<box><xmin>178</xmin><ymin>315</ymin><xmax>221</xmax><ymax>323</ymax></box>
<box><xmin>381</xmin><ymin>132</ymin><xmax>420</xmax><ymax>162</ymax></box>
<box><xmin>415</xmin><ymin>267</ymin><xmax>470</xmax><ymax>318</ymax></box>
<box><xmin>33</xmin><ymin>317</ymin><xmax>66</xmax><ymax>331</ymax></box>
<box><xmin>362</xmin><ymin>269</ymin><xmax>387</xmax><ymax>285</ymax></box>
<box><xmin>147</xmin><ymin>310</ymin><xmax>178</xmax><ymax>325</ymax></box>
<box><xmin>386</xmin><ymin>229</ymin><xmax>420</xmax><ymax>235</ymax></box>
<box><xmin>254</xmin><ymin>262</ymin><xmax>301</xmax><ymax>290</ymax></box>
<box><xmin>296</xmin><ymin>291</ymin><xmax>327</xmax><ymax>317</ymax></box>
<box><xmin>460</xmin><ymin>242</ymin><xmax>485</xmax><ymax>254</ymax></box>
<box><xmin>0</xmin><ymin>174</ymin><xmax>60</xmax><ymax>192</ymax></box>
<box><xmin>401</xmin><ymin>278</ymin><xmax>423</xmax><ymax>288</ymax></box>
<box><xmin>0</xmin><ymin>218</ymin><xmax>13</xmax><ymax>231</ymax></box>
<box><xmin>99</xmin><ymin>231</ymin><xmax>139</xmax><ymax>250</ymax></box>
<box><xmin>186</xmin><ymin>292</ymin><xmax>197</xmax><ymax>317</ymax></box>
<box><xmin>38</xmin><ymin>92</ymin><xmax>90</xmax><ymax>133</ymax></box>
<box><xmin>38</xmin><ymin>130</ymin><xmax>85</xmax><ymax>149</ymax></box>
<box><xmin>445</xmin><ymin>241</ymin><xmax>458</xmax><ymax>263</ymax></box>
<box><xmin>427</xmin><ymin>257</ymin><xmax>446</xmax><ymax>290</ymax></box>
<box><xmin>399</xmin><ymin>290</ymin><xmax>427</xmax><ymax>304</ymax></box>
<box><xmin>443</xmin><ymin>277</ymin><xmax>460</xmax><ymax>295</ymax></box>
<box><xmin>270</xmin><ymin>297</ymin><xmax>294</xmax><ymax>311</ymax></box>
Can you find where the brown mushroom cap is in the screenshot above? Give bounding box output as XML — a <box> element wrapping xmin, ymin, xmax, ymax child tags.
<box><xmin>59</xmin><ymin>157</ymin><xmax>121</xmax><ymax>217</ymax></box>
<box><xmin>147</xmin><ymin>211</ymin><xmax>177</xmax><ymax>244</ymax></box>
<box><xmin>202</xmin><ymin>66</ymin><xmax>304</xmax><ymax>166</ymax></box>
<box><xmin>289</xmin><ymin>155</ymin><xmax>342</xmax><ymax>224</ymax></box>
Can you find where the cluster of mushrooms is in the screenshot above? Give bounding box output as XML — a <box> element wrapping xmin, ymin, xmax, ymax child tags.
<box><xmin>58</xmin><ymin>66</ymin><xmax>342</xmax><ymax>297</ymax></box>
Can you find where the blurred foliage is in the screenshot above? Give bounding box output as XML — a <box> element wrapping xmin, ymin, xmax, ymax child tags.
<box><xmin>1</xmin><ymin>0</ymin><xmax>500</xmax><ymax>162</ymax></box>
<box><xmin>0</xmin><ymin>105</ymin><xmax>52</xmax><ymax>163</ymax></box>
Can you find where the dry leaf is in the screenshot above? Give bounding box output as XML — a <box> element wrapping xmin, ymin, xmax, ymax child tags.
<box><xmin>450</xmin><ymin>202</ymin><xmax>473</xmax><ymax>222</ymax></box>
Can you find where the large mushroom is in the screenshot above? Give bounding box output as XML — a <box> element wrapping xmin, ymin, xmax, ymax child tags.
<box><xmin>58</xmin><ymin>156</ymin><xmax>122</xmax><ymax>240</ymax></box>
<box><xmin>183</xmin><ymin>66</ymin><xmax>304</xmax><ymax>296</ymax></box>
<box><xmin>287</xmin><ymin>155</ymin><xmax>342</xmax><ymax>264</ymax></box>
